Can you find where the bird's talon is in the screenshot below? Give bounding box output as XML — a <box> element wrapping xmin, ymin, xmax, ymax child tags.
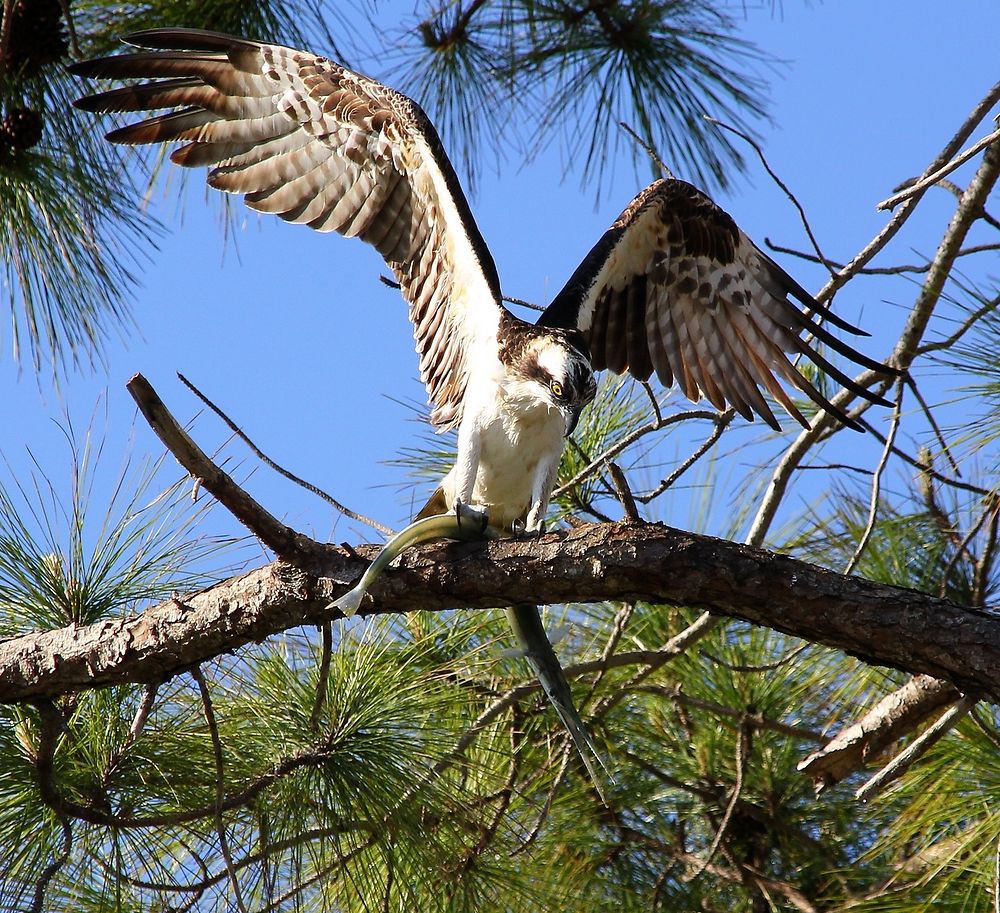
<box><xmin>514</xmin><ymin>518</ymin><xmax>545</xmax><ymax>539</ymax></box>
<box><xmin>454</xmin><ymin>500</ymin><xmax>489</xmax><ymax>533</ymax></box>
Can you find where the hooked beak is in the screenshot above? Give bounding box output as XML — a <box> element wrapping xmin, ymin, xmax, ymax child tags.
<box><xmin>563</xmin><ymin>404</ymin><xmax>584</xmax><ymax>438</ymax></box>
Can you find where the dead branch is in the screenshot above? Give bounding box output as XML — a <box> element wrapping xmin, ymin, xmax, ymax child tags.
<box><xmin>798</xmin><ymin>675</ymin><xmax>963</xmax><ymax>791</ymax></box>
<box><xmin>855</xmin><ymin>693</ymin><xmax>978</xmax><ymax>801</ymax></box>
<box><xmin>178</xmin><ymin>373</ymin><xmax>393</xmax><ymax>537</ymax></box>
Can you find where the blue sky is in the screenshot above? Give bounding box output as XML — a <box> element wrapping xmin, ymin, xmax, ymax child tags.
<box><xmin>2</xmin><ymin>0</ymin><xmax>998</xmax><ymax>558</ymax></box>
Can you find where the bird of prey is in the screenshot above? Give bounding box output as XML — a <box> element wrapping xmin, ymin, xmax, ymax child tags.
<box><xmin>71</xmin><ymin>28</ymin><xmax>893</xmax><ymax>796</ymax></box>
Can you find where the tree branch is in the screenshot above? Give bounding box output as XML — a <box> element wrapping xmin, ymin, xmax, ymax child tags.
<box><xmin>2</xmin><ymin>520</ymin><xmax>1000</xmax><ymax>703</ymax></box>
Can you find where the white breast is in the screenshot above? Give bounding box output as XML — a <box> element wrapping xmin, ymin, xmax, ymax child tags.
<box><xmin>441</xmin><ymin>387</ymin><xmax>566</xmax><ymax>531</ymax></box>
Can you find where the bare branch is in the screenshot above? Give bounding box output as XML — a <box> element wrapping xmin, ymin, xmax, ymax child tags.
<box><xmin>844</xmin><ymin>378</ymin><xmax>904</xmax><ymax>575</ymax></box>
<box><xmin>553</xmin><ymin>409</ymin><xmax>720</xmax><ymax>499</ymax></box>
<box><xmin>748</xmin><ymin>134</ymin><xmax>1000</xmax><ymax>546</ymax></box>
<box><xmin>766</xmin><ymin>239</ymin><xmax>1000</xmax><ymax>275</ymax></box>
<box><xmin>906</xmin><ymin>374</ymin><xmax>962</xmax><ymax>477</ymax></box>
<box><xmin>878</xmin><ymin>126</ymin><xmax>1000</xmax><ymax>211</ymax></box>
<box><xmin>127</xmin><ymin>373</ymin><xmax>331</xmax><ymax>568</ymax></box>
<box><xmin>639</xmin><ymin>411</ymin><xmax>734</xmax><ymax>503</ymax></box>
<box><xmin>814</xmin><ymin>81</ymin><xmax>1000</xmax><ymax>305</ymax></box>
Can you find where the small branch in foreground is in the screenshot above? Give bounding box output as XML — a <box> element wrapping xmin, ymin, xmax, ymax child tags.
<box><xmin>798</xmin><ymin>675</ymin><xmax>963</xmax><ymax>791</ymax></box>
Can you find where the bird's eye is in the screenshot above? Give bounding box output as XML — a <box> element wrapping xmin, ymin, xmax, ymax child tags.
<box><xmin>550</xmin><ymin>380</ymin><xmax>564</xmax><ymax>398</ymax></box>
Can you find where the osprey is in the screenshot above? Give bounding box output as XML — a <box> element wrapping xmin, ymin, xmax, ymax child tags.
<box><xmin>72</xmin><ymin>29</ymin><xmax>893</xmax><ymax>798</ymax></box>
<box><xmin>70</xmin><ymin>28</ymin><xmax>892</xmax><ymax>537</ymax></box>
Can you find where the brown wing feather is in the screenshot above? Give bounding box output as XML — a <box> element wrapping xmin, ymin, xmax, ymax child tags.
<box><xmin>541</xmin><ymin>178</ymin><xmax>895</xmax><ymax>430</ymax></box>
<box><xmin>71</xmin><ymin>28</ymin><xmax>506</xmax><ymax>432</ymax></box>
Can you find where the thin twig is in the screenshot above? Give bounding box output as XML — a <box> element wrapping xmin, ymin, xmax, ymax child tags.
<box><xmin>844</xmin><ymin>378</ymin><xmax>904</xmax><ymax>575</ymax></box>
<box><xmin>855</xmin><ymin>693</ymin><xmax>979</xmax><ymax>801</ymax></box>
<box><xmin>685</xmin><ymin>717</ymin><xmax>752</xmax><ymax>881</ymax></box>
<box><xmin>814</xmin><ymin>81</ymin><xmax>1000</xmax><ymax>306</ymax></box>
<box><xmin>580</xmin><ymin>601</ymin><xmax>635</xmax><ymax>708</ymax></box>
<box><xmin>704</xmin><ymin>115</ymin><xmax>835</xmax><ymax>278</ymax></box>
<box><xmin>916</xmin><ymin>292</ymin><xmax>1000</xmax><ymax>355</ymax></box>
<box><xmin>591</xmin><ymin>612</ymin><xmax>720</xmax><ymax>718</ymax></box>
<box><xmin>860</xmin><ymin>416</ymin><xmax>990</xmax><ymax>497</ymax></box>
<box><xmin>639</xmin><ymin>411</ymin><xmax>734</xmax><ymax>503</ymax></box>
<box><xmin>127</xmin><ymin>373</ymin><xmax>334</xmax><ymax>566</ymax></box>
<box><xmin>906</xmin><ymin>375</ymin><xmax>962</xmax><ymax>476</ymax></box>
<box><xmin>104</xmin><ymin>682</ymin><xmax>159</xmax><ymax>779</ymax></box>
<box><xmin>129</xmin><ymin>683</ymin><xmax>158</xmax><ymax>742</ymax></box>
<box><xmin>380</xmin><ymin>273</ymin><xmax>543</xmax><ymax>311</ymax></box>
<box><xmin>701</xmin><ymin>643</ymin><xmax>807</xmax><ymax>673</ymax></box>
<box><xmin>309</xmin><ymin>622</ymin><xmax>333</xmax><ymax>731</ymax></box>
<box><xmin>878</xmin><ymin>127</ymin><xmax>1000</xmax><ymax>210</ymax></box>
<box><xmin>766</xmin><ymin>239</ymin><xmax>1000</xmax><ymax>275</ymax></box>
<box><xmin>619</xmin><ymin>120</ymin><xmax>675</xmax><ymax>178</ymax></box>
<box><xmin>178</xmin><ymin>373</ymin><xmax>393</xmax><ymax>537</ymax></box>
<box><xmin>510</xmin><ymin>744</ymin><xmax>572</xmax><ymax>856</ymax></box>
<box><xmin>606</xmin><ymin>460</ymin><xmax>640</xmax><ymax>521</ymax></box>
<box><xmin>192</xmin><ymin>667</ymin><xmax>250</xmax><ymax>913</ymax></box>
<box><xmin>637</xmin><ymin>685</ymin><xmax>825</xmax><ymax>742</ymax></box>
<box><xmin>553</xmin><ymin>409</ymin><xmax>719</xmax><ymax>499</ymax></box>
<box><xmin>938</xmin><ymin>502</ymin><xmax>998</xmax><ymax>599</ymax></box>
<box><xmin>973</xmin><ymin>505</ymin><xmax>1000</xmax><ymax>607</ymax></box>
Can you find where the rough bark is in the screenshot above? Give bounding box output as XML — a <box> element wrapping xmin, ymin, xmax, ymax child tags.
<box><xmin>0</xmin><ymin>520</ymin><xmax>995</xmax><ymax>704</ymax></box>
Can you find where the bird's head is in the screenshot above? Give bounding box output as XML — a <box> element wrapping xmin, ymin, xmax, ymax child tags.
<box><xmin>511</xmin><ymin>329</ymin><xmax>597</xmax><ymax>436</ymax></box>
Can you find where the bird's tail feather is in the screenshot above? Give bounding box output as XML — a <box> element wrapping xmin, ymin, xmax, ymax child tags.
<box><xmin>505</xmin><ymin>604</ymin><xmax>611</xmax><ymax>804</ymax></box>
<box><xmin>415</xmin><ymin>486</ymin><xmax>449</xmax><ymax>521</ymax></box>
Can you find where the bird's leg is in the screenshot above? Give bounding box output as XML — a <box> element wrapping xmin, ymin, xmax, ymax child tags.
<box><xmin>522</xmin><ymin>448</ymin><xmax>560</xmax><ymax>536</ymax></box>
<box><xmin>453</xmin><ymin>417</ymin><xmax>488</xmax><ymax>532</ymax></box>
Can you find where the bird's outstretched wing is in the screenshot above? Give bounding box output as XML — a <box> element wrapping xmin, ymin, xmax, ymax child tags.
<box><xmin>70</xmin><ymin>28</ymin><xmax>505</xmax><ymax>432</ymax></box>
<box><xmin>539</xmin><ymin>178</ymin><xmax>893</xmax><ymax>430</ymax></box>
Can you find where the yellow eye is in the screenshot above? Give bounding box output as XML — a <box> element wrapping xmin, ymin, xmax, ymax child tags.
<box><xmin>550</xmin><ymin>381</ymin><xmax>564</xmax><ymax>398</ymax></box>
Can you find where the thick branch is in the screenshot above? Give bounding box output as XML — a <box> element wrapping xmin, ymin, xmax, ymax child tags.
<box><xmin>1</xmin><ymin>521</ymin><xmax>998</xmax><ymax>703</ymax></box>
